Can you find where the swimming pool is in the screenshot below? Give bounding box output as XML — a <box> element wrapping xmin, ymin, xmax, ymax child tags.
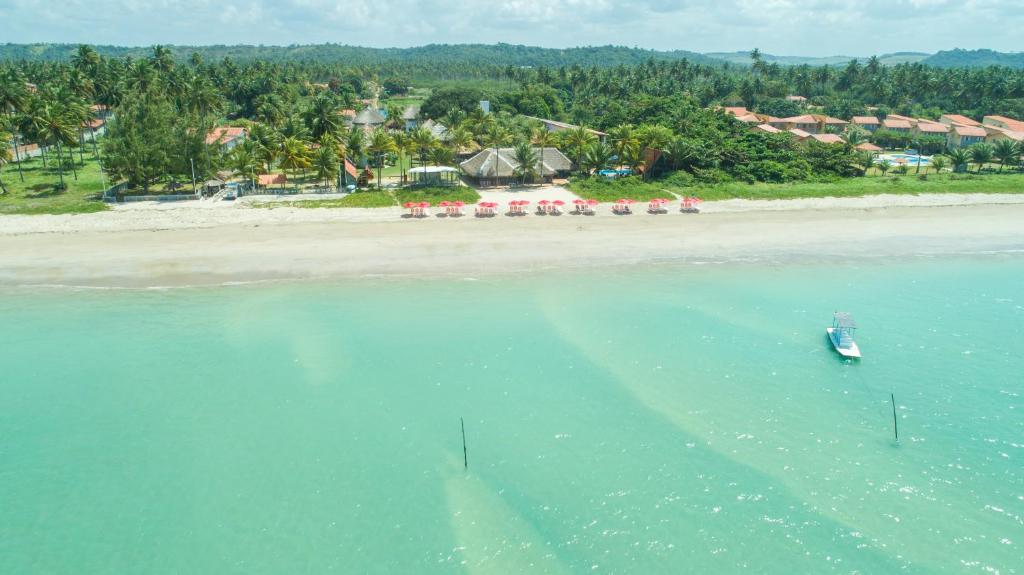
<box><xmin>877</xmin><ymin>153</ymin><xmax>932</xmax><ymax>166</ymax></box>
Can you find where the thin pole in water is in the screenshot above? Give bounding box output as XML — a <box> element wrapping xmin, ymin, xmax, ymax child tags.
<box><xmin>891</xmin><ymin>394</ymin><xmax>899</xmax><ymax>442</ymax></box>
<box><xmin>460</xmin><ymin>417</ymin><xmax>468</xmax><ymax>470</ymax></box>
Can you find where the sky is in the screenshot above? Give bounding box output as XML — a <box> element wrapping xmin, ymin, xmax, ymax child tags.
<box><xmin>2</xmin><ymin>0</ymin><xmax>1023</xmax><ymax>56</ymax></box>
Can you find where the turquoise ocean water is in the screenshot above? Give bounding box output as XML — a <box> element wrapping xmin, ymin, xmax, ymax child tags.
<box><xmin>1</xmin><ymin>256</ymin><xmax>1021</xmax><ymax>574</ymax></box>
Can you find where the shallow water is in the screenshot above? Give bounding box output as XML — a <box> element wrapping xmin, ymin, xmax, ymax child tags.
<box><xmin>1</xmin><ymin>257</ymin><xmax>1022</xmax><ymax>574</ymax></box>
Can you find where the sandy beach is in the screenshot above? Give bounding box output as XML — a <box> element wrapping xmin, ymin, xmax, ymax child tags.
<box><xmin>2</xmin><ymin>191</ymin><xmax>1023</xmax><ymax>287</ymax></box>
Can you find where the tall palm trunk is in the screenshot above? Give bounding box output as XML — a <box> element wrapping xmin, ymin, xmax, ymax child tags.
<box><xmin>54</xmin><ymin>141</ymin><xmax>65</xmax><ymax>188</ymax></box>
<box><xmin>6</xmin><ymin>111</ymin><xmax>24</xmax><ymax>182</ymax></box>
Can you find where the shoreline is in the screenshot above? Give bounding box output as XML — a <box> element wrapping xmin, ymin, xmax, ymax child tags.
<box><xmin>2</xmin><ymin>198</ymin><xmax>1024</xmax><ymax>288</ymax></box>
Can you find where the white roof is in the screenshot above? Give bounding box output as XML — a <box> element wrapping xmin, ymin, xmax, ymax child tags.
<box><xmin>408</xmin><ymin>166</ymin><xmax>459</xmax><ymax>174</ymax></box>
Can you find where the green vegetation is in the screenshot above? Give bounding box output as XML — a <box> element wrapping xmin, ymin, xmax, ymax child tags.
<box><xmin>0</xmin><ymin>155</ymin><xmax>109</xmax><ymax>214</ymax></box>
<box><xmin>394</xmin><ymin>186</ymin><xmax>480</xmax><ymax>205</ymax></box>
<box><xmin>571</xmin><ymin>172</ymin><xmax>1024</xmax><ymax>202</ymax></box>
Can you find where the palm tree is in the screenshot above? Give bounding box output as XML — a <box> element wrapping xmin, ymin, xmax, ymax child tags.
<box><xmin>877</xmin><ymin>159</ymin><xmax>892</xmax><ymax>176</ymax></box>
<box><xmin>531</xmin><ymin>128</ymin><xmax>554</xmax><ymax>182</ymax></box>
<box><xmin>391</xmin><ymin>131</ymin><xmax>412</xmax><ymax>184</ymax></box>
<box><xmin>313</xmin><ymin>145</ymin><xmax>340</xmax><ymax>189</ymax></box>
<box><xmin>411</xmin><ymin>127</ymin><xmax>436</xmax><ymax>172</ymax></box>
<box><xmin>607</xmin><ymin>124</ymin><xmax>636</xmax><ymax>168</ymax></box>
<box><xmin>447</xmin><ymin>126</ymin><xmax>473</xmax><ymax>155</ymax></box>
<box><xmin>304</xmin><ymin>94</ymin><xmax>344</xmax><ymax>140</ymax></box>
<box><xmin>845</xmin><ymin>128</ymin><xmax>866</xmax><ymax>146</ymax></box>
<box><xmin>36</xmin><ymin>100</ymin><xmax>78</xmax><ymax>189</ymax></box>
<box><xmin>346</xmin><ymin>129</ymin><xmax>366</xmax><ymax>168</ymax></box>
<box><xmin>992</xmin><ymin>139</ymin><xmax>1019</xmax><ymax>173</ymax></box>
<box><xmin>620</xmin><ymin>141</ymin><xmax>644</xmax><ymax>174</ymax></box>
<box><xmin>278</xmin><ymin>136</ymin><xmax>311</xmax><ymax>183</ymax></box>
<box><xmin>0</xmin><ymin>127</ymin><xmax>11</xmax><ymax>194</ymax></box>
<box><xmin>511</xmin><ymin>142</ymin><xmax>538</xmax><ymax>185</ymax></box>
<box><xmin>948</xmin><ymin>148</ymin><xmax>970</xmax><ymax>173</ymax></box>
<box><xmin>930</xmin><ymin>155</ymin><xmax>947</xmax><ymax>174</ymax></box>
<box><xmin>969</xmin><ymin>143</ymin><xmax>993</xmax><ymax>173</ymax></box>
<box><xmin>0</xmin><ymin>74</ymin><xmax>28</xmax><ymax>181</ymax></box>
<box><xmin>429</xmin><ymin>146</ymin><xmax>454</xmax><ymax>168</ymax></box>
<box><xmin>582</xmin><ymin>142</ymin><xmax>613</xmax><ymax>175</ymax></box>
<box><xmin>565</xmin><ymin>126</ymin><xmax>597</xmax><ymax>175</ymax></box>
<box><xmin>229</xmin><ymin>140</ymin><xmax>261</xmax><ymax>190</ymax></box>
<box><xmin>366</xmin><ymin>128</ymin><xmax>396</xmax><ymax>189</ymax></box>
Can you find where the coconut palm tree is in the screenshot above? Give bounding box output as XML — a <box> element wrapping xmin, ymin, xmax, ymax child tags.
<box><xmin>411</xmin><ymin>127</ymin><xmax>436</xmax><ymax>172</ymax></box>
<box><xmin>565</xmin><ymin>125</ymin><xmax>597</xmax><ymax>174</ymax></box>
<box><xmin>229</xmin><ymin>140</ymin><xmax>261</xmax><ymax>190</ymax></box>
<box><xmin>429</xmin><ymin>146</ymin><xmax>454</xmax><ymax>168</ymax></box>
<box><xmin>948</xmin><ymin>148</ymin><xmax>970</xmax><ymax>173</ymax></box>
<box><xmin>992</xmin><ymin>139</ymin><xmax>1019</xmax><ymax>173</ymax></box>
<box><xmin>582</xmin><ymin>142</ymin><xmax>613</xmax><ymax>175</ymax></box>
<box><xmin>304</xmin><ymin>94</ymin><xmax>344</xmax><ymax>140</ymax></box>
<box><xmin>36</xmin><ymin>100</ymin><xmax>78</xmax><ymax>189</ymax></box>
<box><xmin>620</xmin><ymin>141</ymin><xmax>644</xmax><ymax>174</ymax></box>
<box><xmin>511</xmin><ymin>142</ymin><xmax>538</xmax><ymax>185</ymax></box>
<box><xmin>531</xmin><ymin>127</ymin><xmax>554</xmax><ymax>182</ymax></box>
<box><xmin>969</xmin><ymin>143</ymin><xmax>993</xmax><ymax>173</ymax></box>
<box><xmin>346</xmin><ymin>129</ymin><xmax>367</xmax><ymax>168</ymax></box>
<box><xmin>447</xmin><ymin>126</ymin><xmax>472</xmax><ymax>155</ymax></box>
<box><xmin>278</xmin><ymin>136</ymin><xmax>311</xmax><ymax>183</ymax></box>
<box><xmin>877</xmin><ymin>159</ymin><xmax>892</xmax><ymax>176</ymax></box>
<box><xmin>0</xmin><ymin>73</ymin><xmax>27</xmax><ymax>181</ymax></box>
<box><xmin>845</xmin><ymin>128</ymin><xmax>866</xmax><ymax>146</ymax></box>
<box><xmin>366</xmin><ymin>128</ymin><xmax>396</xmax><ymax>189</ymax></box>
<box><xmin>312</xmin><ymin>145</ymin><xmax>339</xmax><ymax>189</ymax></box>
<box><xmin>0</xmin><ymin>127</ymin><xmax>11</xmax><ymax>194</ymax></box>
<box><xmin>930</xmin><ymin>155</ymin><xmax>947</xmax><ymax>174</ymax></box>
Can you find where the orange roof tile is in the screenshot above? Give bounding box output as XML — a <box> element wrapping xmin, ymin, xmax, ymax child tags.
<box><xmin>811</xmin><ymin>134</ymin><xmax>844</xmax><ymax>144</ymax></box>
<box><xmin>779</xmin><ymin>115</ymin><xmax>818</xmax><ymax>124</ymax></box>
<box><xmin>942</xmin><ymin>114</ymin><xmax>981</xmax><ymax>127</ymax></box>
<box><xmin>258</xmin><ymin>173</ymin><xmax>287</xmax><ymax>186</ymax></box>
<box><xmin>755</xmin><ymin>124</ymin><xmax>781</xmax><ymax>133</ymax></box>
<box><xmin>788</xmin><ymin>128</ymin><xmax>812</xmax><ymax>139</ymax></box>
<box><xmin>883</xmin><ymin>118</ymin><xmax>912</xmax><ymax>129</ymax></box>
<box><xmin>953</xmin><ymin>125</ymin><xmax>986</xmax><ymax>137</ymax></box>
<box><xmin>855</xmin><ymin>142</ymin><xmax>883</xmax><ymax>152</ymax></box>
<box><xmin>205</xmin><ymin>126</ymin><xmax>246</xmax><ymax>145</ymax></box>
<box><xmin>851</xmin><ymin>116</ymin><xmax>880</xmax><ymax>125</ymax></box>
<box><xmin>916</xmin><ymin>122</ymin><xmax>948</xmax><ymax>133</ymax></box>
<box><xmin>984</xmin><ymin>115</ymin><xmax>1024</xmax><ymax>132</ymax></box>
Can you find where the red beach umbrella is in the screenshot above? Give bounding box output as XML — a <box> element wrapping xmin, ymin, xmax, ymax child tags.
<box><xmin>538</xmin><ymin>200</ymin><xmax>551</xmax><ymax>206</ymax></box>
<box><xmin>586</xmin><ymin>199</ymin><xmax>599</xmax><ymax>206</ymax></box>
<box><xmin>552</xmin><ymin>200</ymin><xmax>565</xmax><ymax>206</ymax></box>
<box><xmin>573</xmin><ymin>199</ymin><xmax>586</xmax><ymax>205</ymax></box>
<box><xmin>439</xmin><ymin>201</ymin><xmax>451</xmax><ymax>207</ymax></box>
<box><xmin>419</xmin><ymin>202</ymin><xmax>430</xmax><ymax>208</ymax></box>
<box><xmin>403</xmin><ymin>202</ymin><xmax>415</xmax><ymax>208</ymax></box>
<box><xmin>453</xmin><ymin>201</ymin><xmax>465</xmax><ymax>207</ymax></box>
<box><xmin>519</xmin><ymin>200</ymin><xmax>530</xmax><ymax>205</ymax></box>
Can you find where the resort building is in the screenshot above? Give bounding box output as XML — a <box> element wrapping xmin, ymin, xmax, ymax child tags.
<box><xmin>788</xmin><ymin>128</ymin><xmax>813</xmax><ymax>139</ymax></box>
<box><xmin>982</xmin><ymin>115</ymin><xmax>1024</xmax><ymax>132</ymax></box>
<box><xmin>914</xmin><ymin>121</ymin><xmax>949</xmax><ymax>138</ymax></box>
<box><xmin>850</xmin><ymin>116</ymin><xmax>880</xmax><ymax>132</ymax></box>
<box><xmin>770</xmin><ymin>114</ymin><xmax>847</xmax><ymax>134</ymax></box>
<box><xmin>459</xmin><ymin>147</ymin><xmax>573</xmax><ymax>186</ymax></box>
<box><xmin>855</xmin><ymin>142</ymin><xmax>883</xmax><ymax>153</ymax></box>
<box><xmin>523</xmin><ymin>116</ymin><xmax>607</xmax><ymax>140</ymax></box>
<box><xmin>407</xmin><ymin>165</ymin><xmax>461</xmax><ymax>186</ymax></box>
<box><xmin>401</xmin><ymin>106</ymin><xmax>420</xmax><ymax>131</ymax></box>
<box><xmin>754</xmin><ymin>124</ymin><xmax>782</xmax><ymax>133</ymax></box>
<box><xmin>947</xmin><ymin>124</ymin><xmax>987</xmax><ymax>148</ymax></box>
<box><xmin>810</xmin><ymin>133</ymin><xmax>845</xmax><ymax>144</ymax></box>
<box><xmin>205</xmin><ymin>126</ymin><xmax>247</xmax><ymax>152</ymax></box>
<box><xmin>881</xmin><ymin>118</ymin><xmax>912</xmax><ymax>133</ymax></box>
<box><xmin>421</xmin><ymin>119</ymin><xmax>449</xmax><ymax>140</ymax></box>
<box><xmin>351</xmin><ymin>108</ymin><xmax>386</xmax><ymax>132</ymax></box>
<box><xmin>940</xmin><ymin>114</ymin><xmax>982</xmax><ymax>128</ymax></box>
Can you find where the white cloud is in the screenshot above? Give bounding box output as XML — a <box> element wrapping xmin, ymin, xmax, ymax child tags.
<box><xmin>2</xmin><ymin>0</ymin><xmax>1023</xmax><ymax>55</ymax></box>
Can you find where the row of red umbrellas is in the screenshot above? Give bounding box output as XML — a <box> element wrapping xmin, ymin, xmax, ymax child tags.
<box><xmin>573</xmin><ymin>199</ymin><xmax>600</xmax><ymax>206</ymax></box>
<box><xmin>402</xmin><ymin>202</ymin><xmax>431</xmax><ymax>208</ymax></box>
<box><xmin>405</xmin><ymin>197</ymin><xmax>700</xmax><ymax>207</ymax></box>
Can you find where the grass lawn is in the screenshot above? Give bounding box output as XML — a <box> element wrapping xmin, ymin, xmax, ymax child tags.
<box><xmin>253</xmin><ymin>185</ymin><xmax>480</xmax><ymax>209</ymax></box>
<box><xmin>570</xmin><ymin>172</ymin><xmax>1024</xmax><ymax>202</ymax></box>
<box><xmin>394</xmin><ymin>186</ymin><xmax>480</xmax><ymax>205</ymax></box>
<box><xmin>0</xmin><ymin>153</ymin><xmax>110</xmax><ymax>215</ymax></box>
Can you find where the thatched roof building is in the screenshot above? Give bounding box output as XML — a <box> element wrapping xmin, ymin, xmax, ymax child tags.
<box><xmin>460</xmin><ymin>147</ymin><xmax>572</xmax><ymax>185</ymax></box>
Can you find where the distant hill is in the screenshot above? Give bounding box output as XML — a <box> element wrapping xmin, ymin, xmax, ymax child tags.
<box><xmin>922</xmin><ymin>49</ymin><xmax>1024</xmax><ymax>68</ymax></box>
<box><xmin>703</xmin><ymin>51</ymin><xmax>930</xmax><ymax>66</ymax></box>
<box><xmin>0</xmin><ymin>43</ymin><xmax>721</xmax><ymax>67</ymax></box>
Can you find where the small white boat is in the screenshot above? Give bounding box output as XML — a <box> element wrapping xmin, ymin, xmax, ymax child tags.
<box><xmin>827</xmin><ymin>312</ymin><xmax>861</xmax><ymax>358</ymax></box>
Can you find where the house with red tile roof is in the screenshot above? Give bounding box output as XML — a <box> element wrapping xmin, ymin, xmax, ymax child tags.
<box><xmin>855</xmin><ymin>142</ymin><xmax>883</xmax><ymax>153</ymax></box>
<box><xmin>788</xmin><ymin>128</ymin><xmax>813</xmax><ymax>139</ymax></box>
<box><xmin>810</xmin><ymin>133</ymin><xmax>845</xmax><ymax>144</ymax></box>
<box><xmin>981</xmin><ymin>124</ymin><xmax>1024</xmax><ymax>145</ymax></box>
<box><xmin>851</xmin><ymin>116</ymin><xmax>880</xmax><ymax>132</ymax></box>
<box><xmin>939</xmin><ymin>114</ymin><xmax>981</xmax><ymax>127</ymax></box>
<box><xmin>773</xmin><ymin>114</ymin><xmax>820</xmax><ymax>133</ymax></box>
<box><xmin>947</xmin><ymin>124</ymin><xmax>987</xmax><ymax>148</ymax></box>
<box><xmin>205</xmin><ymin>126</ymin><xmax>247</xmax><ymax>151</ymax></box>
<box><xmin>914</xmin><ymin>121</ymin><xmax>949</xmax><ymax>137</ymax></box>
<box><xmin>882</xmin><ymin>118</ymin><xmax>912</xmax><ymax>133</ymax></box>
<box><xmin>754</xmin><ymin>124</ymin><xmax>781</xmax><ymax>133</ymax></box>
<box><xmin>982</xmin><ymin>115</ymin><xmax>1024</xmax><ymax>133</ymax></box>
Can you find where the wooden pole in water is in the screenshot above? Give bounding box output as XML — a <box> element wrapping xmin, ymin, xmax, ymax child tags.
<box><xmin>460</xmin><ymin>417</ymin><xmax>468</xmax><ymax>469</ymax></box>
<box><xmin>891</xmin><ymin>394</ymin><xmax>899</xmax><ymax>442</ymax></box>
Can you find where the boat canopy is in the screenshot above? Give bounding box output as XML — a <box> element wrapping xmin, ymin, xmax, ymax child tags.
<box><xmin>833</xmin><ymin>312</ymin><xmax>857</xmax><ymax>329</ymax></box>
